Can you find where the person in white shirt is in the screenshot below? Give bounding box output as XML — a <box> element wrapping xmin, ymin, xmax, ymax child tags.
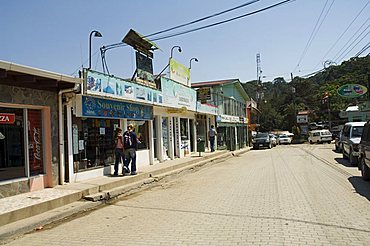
<box><xmin>208</xmin><ymin>125</ymin><xmax>217</xmax><ymax>152</ymax></box>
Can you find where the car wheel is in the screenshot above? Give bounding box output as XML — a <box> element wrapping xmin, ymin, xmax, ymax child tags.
<box><xmin>349</xmin><ymin>151</ymin><xmax>358</xmax><ymax>166</ymax></box>
<box><xmin>342</xmin><ymin>148</ymin><xmax>348</xmax><ymax>160</ymax></box>
<box><xmin>361</xmin><ymin>158</ymin><xmax>370</xmax><ymax>181</ymax></box>
<box><xmin>309</xmin><ymin>140</ymin><xmax>313</xmax><ymax>144</ymax></box>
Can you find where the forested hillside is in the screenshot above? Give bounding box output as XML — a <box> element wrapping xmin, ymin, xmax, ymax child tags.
<box><xmin>242</xmin><ymin>56</ymin><xmax>370</xmax><ymax>132</ymax></box>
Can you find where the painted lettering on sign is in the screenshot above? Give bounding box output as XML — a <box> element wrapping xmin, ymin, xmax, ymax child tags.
<box><xmin>0</xmin><ymin>113</ymin><xmax>16</xmax><ymax>124</ymax></box>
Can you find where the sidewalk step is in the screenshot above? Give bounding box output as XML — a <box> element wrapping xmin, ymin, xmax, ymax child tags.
<box><xmin>0</xmin><ymin>148</ymin><xmax>250</xmax><ymax>228</ymax></box>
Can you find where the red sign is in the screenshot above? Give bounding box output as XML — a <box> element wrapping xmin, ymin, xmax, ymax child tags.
<box><xmin>0</xmin><ymin>113</ymin><xmax>16</xmax><ymax>124</ymax></box>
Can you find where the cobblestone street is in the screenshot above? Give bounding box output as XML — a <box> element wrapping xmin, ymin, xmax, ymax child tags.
<box><xmin>4</xmin><ymin>144</ymin><xmax>370</xmax><ymax>245</ymax></box>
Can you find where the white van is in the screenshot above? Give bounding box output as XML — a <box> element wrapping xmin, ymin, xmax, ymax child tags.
<box><xmin>308</xmin><ymin>130</ymin><xmax>332</xmax><ymax>144</ymax></box>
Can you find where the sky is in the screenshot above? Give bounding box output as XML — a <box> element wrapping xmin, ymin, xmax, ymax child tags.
<box><xmin>1</xmin><ymin>0</ymin><xmax>369</xmax><ymax>83</ymax></box>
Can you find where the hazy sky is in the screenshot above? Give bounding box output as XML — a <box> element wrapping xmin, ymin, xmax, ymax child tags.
<box><xmin>1</xmin><ymin>0</ymin><xmax>369</xmax><ymax>83</ymax></box>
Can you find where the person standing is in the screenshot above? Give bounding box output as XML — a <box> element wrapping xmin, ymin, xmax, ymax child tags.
<box><xmin>123</xmin><ymin>124</ymin><xmax>138</xmax><ymax>175</ymax></box>
<box><xmin>113</xmin><ymin>128</ymin><xmax>124</xmax><ymax>176</ymax></box>
<box><xmin>208</xmin><ymin>125</ymin><xmax>217</xmax><ymax>152</ymax></box>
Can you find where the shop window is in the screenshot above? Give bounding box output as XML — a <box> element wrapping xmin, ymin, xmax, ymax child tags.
<box><xmin>162</xmin><ymin>117</ymin><xmax>169</xmax><ymax>157</ymax></box>
<box><xmin>217</xmin><ymin>127</ymin><xmax>227</xmax><ymax>150</ymax></box>
<box><xmin>180</xmin><ymin>118</ymin><xmax>189</xmax><ymax>140</ymax></box>
<box><xmin>72</xmin><ymin>118</ymin><xmax>118</xmax><ymax>172</ymax></box>
<box><xmin>0</xmin><ymin>107</ymin><xmax>26</xmax><ymax>181</ymax></box>
<box><xmin>127</xmin><ymin>120</ymin><xmax>149</xmax><ymax>150</ymax></box>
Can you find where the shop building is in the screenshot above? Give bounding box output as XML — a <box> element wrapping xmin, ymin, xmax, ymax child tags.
<box><xmin>192</xmin><ymin>79</ymin><xmax>249</xmax><ymax>151</ymax></box>
<box><xmin>59</xmin><ymin>69</ymin><xmax>218</xmax><ymax>183</ymax></box>
<box><xmin>0</xmin><ymin>60</ymin><xmax>81</xmax><ymax>197</ymax></box>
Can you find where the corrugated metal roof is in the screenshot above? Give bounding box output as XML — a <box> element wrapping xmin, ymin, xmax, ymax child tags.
<box><xmin>191</xmin><ymin>79</ymin><xmax>238</xmax><ymax>87</ymax></box>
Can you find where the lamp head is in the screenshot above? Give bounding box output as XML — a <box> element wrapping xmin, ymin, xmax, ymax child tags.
<box><xmin>178</xmin><ymin>47</ymin><xmax>182</xmax><ymax>53</ymax></box>
<box><xmin>94</xmin><ymin>31</ymin><xmax>103</xmax><ymax>37</ymax></box>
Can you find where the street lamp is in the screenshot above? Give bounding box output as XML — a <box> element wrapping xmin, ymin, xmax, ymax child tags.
<box><xmin>189</xmin><ymin>57</ymin><xmax>198</xmax><ymax>69</ymax></box>
<box><xmin>89</xmin><ymin>30</ymin><xmax>103</xmax><ymax>69</ymax></box>
<box><xmin>170</xmin><ymin>45</ymin><xmax>182</xmax><ymax>59</ymax></box>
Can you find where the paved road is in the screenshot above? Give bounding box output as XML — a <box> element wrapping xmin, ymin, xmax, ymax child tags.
<box><xmin>4</xmin><ymin>144</ymin><xmax>370</xmax><ymax>245</ymax></box>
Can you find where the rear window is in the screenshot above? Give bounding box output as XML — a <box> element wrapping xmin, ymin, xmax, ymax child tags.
<box><xmin>256</xmin><ymin>133</ymin><xmax>268</xmax><ymax>138</ymax></box>
<box><xmin>351</xmin><ymin>126</ymin><xmax>364</xmax><ymax>138</ymax></box>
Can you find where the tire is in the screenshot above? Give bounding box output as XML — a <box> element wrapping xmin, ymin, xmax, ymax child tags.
<box><xmin>309</xmin><ymin>140</ymin><xmax>313</xmax><ymax>144</ymax></box>
<box><xmin>361</xmin><ymin>158</ymin><xmax>370</xmax><ymax>181</ymax></box>
<box><xmin>342</xmin><ymin>148</ymin><xmax>348</xmax><ymax>160</ymax></box>
<box><xmin>349</xmin><ymin>151</ymin><xmax>358</xmax><ymax>166</ymax></box>
<box><xmin>335</xmin><ymin>145</ymin><xmax>339</xmax><ymax>152</ymax></box>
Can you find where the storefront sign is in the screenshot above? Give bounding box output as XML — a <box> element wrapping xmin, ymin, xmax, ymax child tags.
<box><xmin>85</xmin><ymin>70</ymin><xmax>162</xmax><ymax>105</ymax></box>
<box><xmin>161</xmin><ymin>77</ymin><xmax>196</xmax><ymax>111</ymax></box>
<box><xmin>197</xmin><ymin>87</ymin><xmax>211</xmax><ymax>102</ymax></box>
<box><xmin>169</xmin><ymin>58</ymin><xmax>191</xmax><ymax>87</ymax></box>
<box><xmin>297</xmin><ymin>115</ymin><xmax>308</xmax><ymax>124</ymax></box>
<box><xmin>216</xmin><ymin>115</ymin><xmax>243</xmax><ymax>123</ymax></box>
<box><xmin>337</xmin><ymin>84</ymin><xmax>368</xmax><ymax>98</ymax></box>
<box><xmin>28</xmin><ymin>110</ymin><xmax>43</xmax><ymax>175</ymax></box>
<box><xmin>78</xmin><ymin>95</ymin><xmax>153</xmax><ymax>120</ymax></box>
<box><xmin>0</xmin><ymin>113</ymin><xmax>15</xmax><ymax>124</ymax></box>
<box><xmin>197</xmin><ymin>102</ymin><xmax>218</xmax><ymax>115</ymax></box>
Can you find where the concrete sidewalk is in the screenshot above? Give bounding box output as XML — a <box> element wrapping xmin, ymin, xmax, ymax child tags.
<box><xmin>0</xmin><ymin>147</ymin><xmax>250</xmax><ymax>241</ymax></box>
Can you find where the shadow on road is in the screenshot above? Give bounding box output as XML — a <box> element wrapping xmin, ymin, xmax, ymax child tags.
<box><xmin>334</xmin><ymin>157</ymin><xmax>353</xmax><ymax>168</ymax></box>
<box><xmin>348</xmin><ymin>176</ymin><xmax>370</xmax><ymax>202</ymax></box>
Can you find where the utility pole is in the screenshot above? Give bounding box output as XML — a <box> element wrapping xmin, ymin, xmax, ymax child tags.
<box><xmin>291</xmin><ymin>73</ymin><xmax>296</xmax><ymax>124</ymax></box>
<box><xmin>368</xmin><ymin>72</ymin><xmax>370</xmax><ymax>101</ymax></box>
<box><xmin>256</xmin><ymin>53</ymin><xmax>262</xmax><ymax>127</ymax></box>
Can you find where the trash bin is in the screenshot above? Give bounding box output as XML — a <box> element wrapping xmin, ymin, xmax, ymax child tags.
<box><xmin>197</xmin><ymin>138</ymin><xmax>205</xmax><ymax>156</ymax></box>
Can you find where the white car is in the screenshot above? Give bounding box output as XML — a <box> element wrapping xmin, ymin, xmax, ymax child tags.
<box><xmin>308</xmin><ymin>130</ymin><xmax>332</xmax><ymax>144</ymax></box>
<box><xmin>278</xmin><ymin>134</ymin><xmax>291</xmax><ymax>144</ymax></box>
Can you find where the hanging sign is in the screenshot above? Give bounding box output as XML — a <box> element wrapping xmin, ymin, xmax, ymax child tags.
<box><xmin>0</xmin><ymin>113</ymin><xmax>15</xmax><ymax>124</ymax></box>
<box><xmin>337</xmin><ymin>84</ymin><xmax>368</xmax><ymax>98</ymax></box>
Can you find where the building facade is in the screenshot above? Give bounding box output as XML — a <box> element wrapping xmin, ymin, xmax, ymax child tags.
<box><xmin>0</xmin><ymin>60</ymin><xmax>81</xmax><ymax>198</ymax></box>
<box><xmin>192</xmin><ymin>79</ymin><xmax>249</xmax><ymax>151</ymax></box>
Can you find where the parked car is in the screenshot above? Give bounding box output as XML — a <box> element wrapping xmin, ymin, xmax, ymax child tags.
<box><xmin>334</xmin><ymin>129</ymin><xmax>343</xmax><ymax>152</ymax></box>
<box><xmin>252</xmin><ymin>132</ymin><xmax>272</xmax><ymax>149</ymax></box>
<box><xmin>359</xmin><ymin>121</ymin><xmax>370</xmax><ymax>180</ymax></box>
<box><xmin>278</xmin><ymin>134</ymin><xmax>291</xmax><ymax>144</ymax></box>
<box><xmin>308</xmin><ymin>130</ymin><xmax>332</xmax><ymax>144</ymax></box>
<box><xmin>342</xmin><ymin>121</ymin><xmax>366</xmax><ymax>166</ymax></box>
<box><xmin>269</xmin><ymin>134</ymin><xmax>278</xmax><ymax>147</ymax></box>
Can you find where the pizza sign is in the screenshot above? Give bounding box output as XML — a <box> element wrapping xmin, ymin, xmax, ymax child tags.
<box><xmin>0</xmin><ymin>113</ymin><xmax>15</xmax><ymax>124</ymax></box>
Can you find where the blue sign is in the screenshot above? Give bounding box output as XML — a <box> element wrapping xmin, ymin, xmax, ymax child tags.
<box><xmin>81</xmin><ymin>96</ymin><xmax>153</xmax><ymax>120</ymax></box>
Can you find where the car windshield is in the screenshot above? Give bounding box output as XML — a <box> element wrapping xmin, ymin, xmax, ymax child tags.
<box><xmin>256</xmin><ymin>133</ymin><xmax>269</xmax><ymax>138</ymax></box>
<box><xmin>321</xmin><ymin>131</ymin><xmax>331</xmax><ymax>136</ymax></box>
<box><xmin>352</xmin><ymin>126</ymin><xmax>364</xmax><ymax>138</ymax></box>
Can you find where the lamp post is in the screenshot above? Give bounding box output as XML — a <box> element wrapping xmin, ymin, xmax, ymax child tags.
<box><xmin>189</xmin><ymin>57</ymin><xmax>198</xmax><ymax>69</ymax></box>
<box><xmin>89</xmin><ymin>30</ymin><xmax>103</xmax><ymax>69</ymax></box>
<box><xmin>170</xmin><ymin>45</ymin><xmax>182</xmax><ymax>59</ymax></box>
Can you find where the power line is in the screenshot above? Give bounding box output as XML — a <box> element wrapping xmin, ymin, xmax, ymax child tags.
<box><xmin>334</xmin><ymin>26</ymin><xmax>370</xmax><ymax>62</ymax></box>
<box><xmin>354</xmin><ymin>41</ymin><xmax>370</xmax><ymax>57</ymax></box>
<box><xmin>314</xmin><ymin>0</ymin><xmax>370</xmax><ymax>69</ymax></box>
<box><xmin>145</xmin><ymin>0</ymin><xmax>260</xmax><ymax>38</ymax></box>
<box><xmin>100</xmin><ymin>0</ymin><xmax>295</xmax><ymax>75</ymax></box>
<box><xmin>150</xmin><ymin>0</ymin><xmax>295</xmax><ymax>42</ymax></box>
<box><xmin>331</xmin><ymin>20</ymin><xmax>370</xmax><ymax>61</ymax></box>
<box><xmin>293</xmin><ymin>0</ymin><xmax>334</xmax><ymax>73</ymax></box>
